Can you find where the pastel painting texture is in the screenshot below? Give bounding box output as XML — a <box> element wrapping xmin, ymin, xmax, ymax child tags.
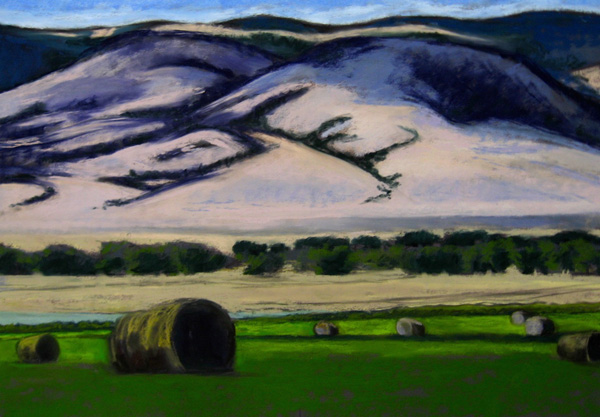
<box><xmin>2</xmin><ymin>1</ymin><xmax>600</xmax><ymax>416</ymax></box>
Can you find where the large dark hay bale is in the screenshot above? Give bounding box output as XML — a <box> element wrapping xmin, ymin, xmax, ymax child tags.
<box><xmin>557</xmin><ymin>332</ymin><xmax>600</xmax><ymax>363</ymax></box>
<box><xmin>511</xmin><ymin>310</ymin><xmax>531</xmax><ymax>325</ymax></box>
<box><xmin>16</xmin><ymin>334</ymin><xmax>60</xmax><ymax>363</ymax></box>
<box><xmin>314</xmin><ymin>321</ymin><xmax>339</xmax><ymax>337</ymax></box>
<box><xmin>109</xmin><ymin>299</ymin><xmax>236</xmax><ymax>373</ymax></box>
<box><xmin>525</xmin><ymin>316</ymin><xmax>555</xmax><ymax>336</ymax></box>
<box><xmin>396</xmin><ymin>318</ymin><xmax>426</xmax><ymax>337</ymax></box>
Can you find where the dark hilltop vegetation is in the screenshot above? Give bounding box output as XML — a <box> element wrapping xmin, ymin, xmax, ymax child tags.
<box><xmin>5</xmin><ymin>11</ymin><xmax>600</xmax><ymax>91</ymax></box>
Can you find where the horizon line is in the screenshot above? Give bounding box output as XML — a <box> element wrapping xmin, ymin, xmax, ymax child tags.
<box><xmin>2</xmin><ymin>7</ymin><xmax>600</xmax><ymax>31</ymax></box>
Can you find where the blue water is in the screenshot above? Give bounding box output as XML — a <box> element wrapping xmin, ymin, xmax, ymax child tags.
<box><xmin>2</xmin><ymin>0</ymin><xmax>599</xmax><ymax>28</ymax></box>
<box><xmin>0</xmin><ymin>312</ymin><xmax>124</xmax><ymax>325</ymax></box>
<box><xmin>0</xmin><ymin>310</ymin><xmax>328</xmax><ymax>325</ymax></box>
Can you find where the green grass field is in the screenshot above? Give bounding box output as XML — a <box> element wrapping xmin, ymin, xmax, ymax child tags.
<box><xmin>1</xmin><ymin>307</ymin><xmax>600</xmax><ymax>417</ymax></box>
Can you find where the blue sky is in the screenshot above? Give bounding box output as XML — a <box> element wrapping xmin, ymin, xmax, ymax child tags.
<box><xmin>1</xmin><ymin>0</ymin><xmax>600</xmax><ymax>28</ymax></box>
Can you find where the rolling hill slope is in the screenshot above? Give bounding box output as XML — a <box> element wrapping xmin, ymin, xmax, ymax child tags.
<box><xmin>193</xmin><ymin>37</ymin><xmax>600</xmax><ymax>221</ymax></box>
<box><xmin>1</xmin><ymin>23</ymin><xmax>600</xmax><ymax>232</ymax></box>
<box><xmin>0</xmin><ymin>31</ymin><xmax>275</xmax><ymax>201</ymax></box>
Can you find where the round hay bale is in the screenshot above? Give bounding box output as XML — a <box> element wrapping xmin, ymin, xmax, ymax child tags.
<box><xmin>557</xmin><ymin>332</ymin><xmax>600</xmax><ymax>363</ymax></box>
<box><xmin>396</xmin><ymin>318</ymin><xmax>425</xmax><ymax>337</ymax></box>
<box><xmin>16</xmin><ymin>334</ymin><xmax>60</xmax><ymax>363</ymax></box>
<box><xmin>313</xmin><ymin>321</ymin><xmax>339</xmax><ymax>337</ymax></box>
<box><xmin>525</xmin><ymin>316</ymin><xmax>555</xmax><ymax>336</ymax></box>
<box><xmin>109</xmin><ymin>298</ymin><xmax>236</xmax><ymax>373</ymax></box>
<box><xmin>511</xmin><ymin>310</ymin><xmax>531</xmax><ymax>325</ymax></box>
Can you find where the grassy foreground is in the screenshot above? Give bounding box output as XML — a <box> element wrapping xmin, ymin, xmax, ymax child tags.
<box><xmin>1</xmin><ymin>307</ymin><xmax>600</xmax><ymax>417</ymax></box>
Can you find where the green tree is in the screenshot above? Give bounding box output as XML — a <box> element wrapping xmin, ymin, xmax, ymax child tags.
<box><xmin>559</xmin><ymin>239</ymin><xmax>599</xmax><ymax>274</ymax></box>
<box><xmin>351</xmin><ymin>235</ymin><xmax>382</xmax><ymax>249</ymax></box>
<box><xmin>481</xmin><ymin>239</ymin><xmax>515</xmax><ymax>273</ymax></box>
<box><xmin>96</xmin><ymin>241</ymin><xmax>135</xmax><ymax>275</ymax></box>
<box><xmin>444</xmin><ymin>230</ymin><xmax>489</xmax><ymax>246</ymax></box>
<box><xmin>308</xmin><ymin>246</ymin><xmax>356</xmax><ymax>275</ymax></box>
<box><xmin>0</xmin><ymin>245</ymin><xmax>35</xmax><ymax>275</ymax></box>
<box><xmin>395</xmin><ymin>231</ymin><xmax>441</xmax><ymax>247</ymax></box>
<box><xmin>178</xmin><ymin>246</ymin><xmax>227</xmax><ymax>273</ymax></box>
<box><xmin>129</xmin><ymin>246</ymin><xmax>179</xmax><ymax>275</ymax></box>
<box><xmin>416</xmin><ymin>246</ymin><xmax>463</xmax><ymax>274</ymax></box>
<box><xmin>244</xmin><ymin>252</ymin><xmax>285</xmax><ymax>275</ymax></box>
<box><xmin>294</xmin><ymin>236</ymin><xmax>350</xmax><ymax>250</ymax></box>
<box><xmin>537</xmin><ymin>239</ymin><xmax>560</xmax><ymax>274</ymax></box>
<box><xmin>233</xmin><ymin>241</ymin><xmax>268</xmax><ymax>259</ymax></box>
<box><xmin>38</xmin><ymin>245</ymin><xmax>97</xmax><ymax>275</ymax></box>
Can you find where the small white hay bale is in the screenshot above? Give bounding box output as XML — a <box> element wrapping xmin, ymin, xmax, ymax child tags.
<box><xmin>396</xmin><ymin>318</ymin><xmax>425</xmax><ymax>337</ymax></box>
<box><xmin>313</xmin><ymin>321</ymin><xmax>339</xmax><ymax>337</ymax></box>
<box><xmin>525</xmin><ymin>316</ymin><xmax>555</xmax><ymax>336</ymax></box>
<box><xmin>511</xmin><ymin>310</ymin><xmax>531</xmax><ymax>325</ymax></box>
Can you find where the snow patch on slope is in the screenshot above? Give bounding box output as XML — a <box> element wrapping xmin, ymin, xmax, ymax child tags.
<box><xmin>63</xmin><ymin>130</ymin><xmax>248</xmax><ymax>178</ymax></box>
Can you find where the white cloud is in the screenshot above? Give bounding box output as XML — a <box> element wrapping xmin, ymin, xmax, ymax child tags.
<box><xmin>294</xmin><ymin>4</ymin><xmax>389</xmax><ymax>24</ymax></box>
<box><xmin>0</xmin><ymin>6</ymin><xmax>238</xmax><ymax>28</ymax></box>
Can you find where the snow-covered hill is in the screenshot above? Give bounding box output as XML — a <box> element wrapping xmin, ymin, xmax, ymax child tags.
<box><xmin>2</xmin><ymin>34</ymin><xmax>600</xmax><ymax>232</ymax></box>
<box><xmin>194</xmin><ymin>37</ymin><xmax>600</xmax><ymax>221</ymax></box>
<box><xmin>0</xmin><ymin>31</ymin><xmax>274</xmax><ymax>200</ymax></box>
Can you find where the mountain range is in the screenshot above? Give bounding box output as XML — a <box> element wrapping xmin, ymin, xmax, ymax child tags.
<box><xmin>1</xmin><ymin>12</ymin><xmax>600</xmax><ymax>233</ymax></box>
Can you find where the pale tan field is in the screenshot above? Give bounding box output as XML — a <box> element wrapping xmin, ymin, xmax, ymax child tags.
<box><xmin>1</xmin><ymin>267</ymin><xmax>600</xmax><ymax>315</ymax></box>
<box><xmin>2</xmin><ymin>229</ymin><xmax>600</xmax><ymax>315</ymax></box>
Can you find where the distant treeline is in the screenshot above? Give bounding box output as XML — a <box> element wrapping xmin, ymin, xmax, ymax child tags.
<box><xmin>0</xmin><ymin>241</ymin><xmax>232</xmax><ymax>276</ymax></box>
<box><xmin>1</xmin><ymin>230</ymin><xmax>599</xmax><ymax>276</ymax></box>
<box><xmin>233</xmin><ymin>230</ymin><xmax>600</xmax><ymax>276</ymax></box>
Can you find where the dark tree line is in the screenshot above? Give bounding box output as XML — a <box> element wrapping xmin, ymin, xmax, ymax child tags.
<box><xmin>0</xmin><ymin>242</ymin><xmax>231</xmax><ymax>276</ymax></box>
<box><xmin>234</xmin><ymin>230</ymin><xmax>600</xmax><ymax>276</ymax></box>
<box><xmin>1</xmin><ymin>230</ymin><xmax>598</xmax><ymax>277</ymax></box>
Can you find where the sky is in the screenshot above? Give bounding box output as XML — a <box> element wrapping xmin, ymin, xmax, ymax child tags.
<box><xmin>1</xmin><ymin>0</ymin><xmax>600</xmax><ymax>28</ymax></box>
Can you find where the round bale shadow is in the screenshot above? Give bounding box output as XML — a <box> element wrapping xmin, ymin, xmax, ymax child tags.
<box><xmin>110</xmin><ymin>299</ymin><xmax>236</xmax><ymax>374</ymax></box>
<box><xmin>17</xmin><ymin>334</ymin><xmax>60</xmax><ymax>363</ymax></box>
